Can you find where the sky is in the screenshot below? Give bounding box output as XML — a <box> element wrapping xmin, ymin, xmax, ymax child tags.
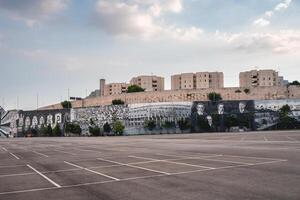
<box><xmin>0</xmin><ymin>0</ymin><xmax>300</xmax><ymax>110</ymax></box>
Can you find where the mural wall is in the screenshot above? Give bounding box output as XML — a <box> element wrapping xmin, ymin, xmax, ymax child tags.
<box><xmin>254</xmin><ymin>99</ymin><xmax>300</xmax><ymax>130</ymax></box>
<box><xmin>190</xmin><ymin>100</ymin><xmax>255</xmax><ymax>132</ymax></box>
<box><xmin>71</xmin><ymin>102</ymin><xmax>193</xmax><ymax>135</ymax></box>
<box><xmin>17</xmin><ymin>109</ymin><xmax>70</xmax><ymax>136</ymax></box>
<box><xmin>1</xmin><ymin>99</ymin><xmax>300</xmax><ymax>137</ymax></box>
<box><xmin>0</xmin><ymin>109</ymin><xmax>19</xmax><ymax>137</ymax></box>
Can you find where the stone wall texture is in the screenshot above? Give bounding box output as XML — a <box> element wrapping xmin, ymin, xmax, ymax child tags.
<box><xmin>40</xmin><ymin>86</ymin><xmax>300</xmax><ymax>110</ymax></box>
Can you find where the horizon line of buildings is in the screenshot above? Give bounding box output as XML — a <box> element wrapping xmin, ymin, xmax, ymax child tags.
<box><xmin>88</xmin><ymin>69</ymin><xmax>289</xmax><ymax>98</ymax></box>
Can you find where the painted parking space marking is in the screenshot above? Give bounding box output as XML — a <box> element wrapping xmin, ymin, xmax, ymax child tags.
<box><xmin>0</xmin><ymin>157</ymin><xmax>288</xmax><ymax>196</ymax></box>
<box><xmin>1</xmin><ymin>147</ymin><xmax>8</xmax><ymax>151</ymax></box>
<box><xmin>53</xmin><ymin>149</ymin><xmax>77</xmax><ymax>156</ymax></box>
<box><xmin>27</xmin><ymin>165</ymin><xmax>61</xmax><ymax>188</ymax></box>
<box><xmin>64</xmin><ymin>161</ymin><xmax>120</xmax><ymax>181</ymax></box>
<box><xmin>9</xmin><ymin>152</ymin><xmax>20</xmax><ymax>160</ymax></box>
<box><xmin>129</xmin><ymin>155</ymin><xmax>216</xmax><ymax>169</ymax></box>
<box><xmin>31</xmin><ymin>151</ymin><xmax>49</xmax><ymax>158</ymax></box>
<box><xmin>97</xmin><ymin>157</ymin><xmax>171</xmax><ymax>175</ymax></box>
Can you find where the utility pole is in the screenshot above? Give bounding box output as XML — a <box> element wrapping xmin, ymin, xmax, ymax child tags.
<box><xmin>67</xmin><ymin>88</ymin><xmax>70</xmax><ymax>109</ymax></box>
<box><xmin>36</xmin><ymin>93</ymin><xmax>39</xmax><ymax>110</ymax></box>
<box><xmin>17</xmin><ymin>96</ymin><xmax>19</xmax><ymax>110</ymax></box>
<box><xmin>2</xmin><ymin>97</ymin><xmax>4</xmax><ymax>109</ymax></box>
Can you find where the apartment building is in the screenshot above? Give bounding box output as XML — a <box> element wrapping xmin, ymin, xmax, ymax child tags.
<box><xmin>171</xmin><ymin>72</ymin><xmax>224</xmax><ymax>90</ymax></box>
<box><xmin>239</xmin><ymin>69</ymin><xmax>284</xmax><ymax>87</ymax></box>
<box><xmin>130</xmin><ymin>75</ymin><xmax>164</xmax><ymax>92</ymax></box>
<box><xmin>101</xmin><ymin>81</ymin><xmax>130</xmax><ymax>96</ymax></box>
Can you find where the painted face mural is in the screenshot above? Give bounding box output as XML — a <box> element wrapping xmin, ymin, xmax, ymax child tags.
<box><xmin>207</xmin><ymin>115</ymin><xmax>213</xmax><ymax>127</ymax></box>
<box><xmin>55</xmin><ymin>113</ymin><xmax>62</xmax><ymax>124</ymax></box>
<box><xmin>47</xmin><ymin>115</ymin><xmax>53</xmax><ymax>125</ymax></box>
<box><xmin>39</xmin><ymin>116</ymin><xmax>45</xmax><ymax>125</ymax></box>
<box><xmin>32</xmin><ymin>116</ymin><xmax>38</xmax><ymax>127</ymax></box>
<box><xmin>18</xmin><ymin>116</ymin><xmax>24</xmax><ymax>127</ymax></box>
<box><xmin>25</xmin><ymin>117</ymin><xmax>31</xmax><ymax>128</ymax></box>
<box><xmin>196</xmin><ymin>103</ymin><xmax>205</xmax><ymax>115</ymax></box>
<box><xmin>239</xmin><ymin>102</ymin><xmax>246</xmax><ymax>113</ymax></box>
<box><xmin>218</xmin><ymin>104</ymin><xmax>224</xmax><ymax>115</ymax></box>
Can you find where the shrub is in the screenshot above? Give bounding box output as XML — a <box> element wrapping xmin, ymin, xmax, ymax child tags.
<box><xmin>127</xmin><ymin>85</ymin><xmax>145</xmax><ymax>93</ymax></box>
<box><xmin>144</xmin><ymin>119</ymin><xmax>156</xmax><ymax>131</ymax></box>
<box><xmin>112</xmin><ymin>121</ymin><xmax>125</xmax><ymax>136</ymax></box>
<box><xmin>89</xmin><ymin>126</ymin><xmax>101</xmax><ymax>136</ymax></box>
<box><xmin>177</xmin><ymin>118</ymin><xmax>191</xmax><ymax>131</ymax></box>
<box><xmin>61</xmin><ymin>101</ymin><xmax>72</xmax><ymax>109</ymax></box>
<box><xmin>53</xmin><ymin>125</ymin><xmax>62</xmax><ymax>137</ymax></box>
<box><xmin>162</xmin><ymin>121</ymin><xmax>175</xmax><ymax>129</ymax></box>
<box><xmin>65</xmin><ymin>123</ymin><xmax>81</xmax><ymax>135</ymax></box>
<box><xmin>244</xmin><ymin>88</ymin><xmax>250</xmax><ymax>94</ymax></box>
<box><xmin>207</xmin><ymin>92</ymin><xmax>222</xmax><ymax>103</ymax></box>
<box><xmin>112</xmin><ymin>99</ymin><xmax>125</xmax><ymax>105</ymax></box>
<box><xmin>289</xmin><ymin>81</ymin><xmax>300</xmax><ymax>86</ymax></box>
<box><xmin>103</xmin><ymin>122</ymin><xmax>111</xmax><ymax>134</ymax></box>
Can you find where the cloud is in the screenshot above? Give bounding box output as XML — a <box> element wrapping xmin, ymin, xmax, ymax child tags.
<box><xmin>253</xmin><ymin>0</ymin><xmax>293</xmax><ymax>27</ymax></box>
<box><xmin>253</xmin><ymin>18</ymin><xmax>270</xmax><ymax>27</ymax></box>
<box><xmin>217</xmin><ymin>30</ymin><xmax>300</xmax><ymax>54</ymax></box>
<box><xmin>92</xmin><ymin>0</ymin><xmax>201</xmax><ymax>40</ymax></box>
<box><xmin>275</xmin><ymin>0</ymin><xmax>292</xmax><ymax>11</ymax></box>
<box><xmin>0</xmin><ymin>0</ymin><xmax>69</xmax><ymax>26</ymax></box>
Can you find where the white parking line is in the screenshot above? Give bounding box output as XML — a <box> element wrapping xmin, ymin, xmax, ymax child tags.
<box><xmin>156</xmin><ymin>153</ymin><xmax>286</xmax><ymax>162</ymax></box>
<box><xmin>129</xmin><ymin>155</ymin><xmax>215</xmax><ymax>170</ymax></box>
<box><xmin>155</xmin><ymin>153</ymin><xmax>222</xmax><ymax>159</ymax></box>
<box><xmin>0</xmin><ymin>164</ymin><xmax>25</xmax><ymax>168</ymax></box>
<box><xmin>97</xmin><ymin>157</ymin><xmax>171</xmax><ymax>175</ymax></box>
<box><xmin>0</xmin><ymin>172</ymin><xmax>36</xmax><ymax>178</ymax></box>
<box><xmin>27</xmin><ymin>164</ymin><xmax>61</xmax><ymax>188</ymax></box>
<box><xmin>64</xmin><ymin>161</ymin><xmax>120</xmax><ymax>181</ymax></box>
<box><xmin>286</xmin><ymin>136</ymin><xmax>298</xmax><ymax>141</ymax></box>
<box><xmin>53</xmin><ymin>149</ymin><xmax>77</xmax><ymax>156</ymax></box>
<box><xmin>32</xmin><ymin>151</ymin><xmax>49</xmax><ymax>158</ymax></box>
<box><xmin>9</xmin><ymin>152</ymin><xmax>20</xmax><ymax>160</ymax></box>
<box><xmin>1</xmin><ymin>147</ymin><xmax>8</xmax><ymax>151</ymax></box>
<box><xmin>0</xmin><ymin>158</ymin><xmax>287</xmax><ymax>196</ymax></box>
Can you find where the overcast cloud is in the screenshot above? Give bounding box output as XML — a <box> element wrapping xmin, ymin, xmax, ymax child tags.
<box><xmin>0</xmin><ymin>0</ymin><xmax>299</xmax><ymax>110</ymax></box>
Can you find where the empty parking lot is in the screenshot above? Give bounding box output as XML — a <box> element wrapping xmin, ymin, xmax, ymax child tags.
<box><xmin>0</xmin><ymin>130</ymin><xmax>299</xmax><ymax>200</ymax></box>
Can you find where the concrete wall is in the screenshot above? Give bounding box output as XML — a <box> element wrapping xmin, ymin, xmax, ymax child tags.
<box><xmin>40</xmin><ymin>86</ymin><xmax>297</xmax><ymax>110</ymax></box>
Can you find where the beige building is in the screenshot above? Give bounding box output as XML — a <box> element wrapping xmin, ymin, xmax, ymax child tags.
<box><xmin>171</xmin><ymin>72</ymin><xmax>224</xmax><ymax>90</ymax></box>
<box><xmin>130</xmin><ymin>75</ymin><xmax>164</xmax><ymax>92</ymax></box>
<box><xmin>103</xmin><ymin>83</ymin><xmax>130</xmax><ymax>96</ymax></box>
<box><xmin>239</xmin><ymin>69</ymin><xmax>284</xmax><ymax>87</ymax></box>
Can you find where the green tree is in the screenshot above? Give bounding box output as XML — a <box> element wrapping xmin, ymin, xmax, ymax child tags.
<box><xmin>127</xmin><ymin>85</ymin><xmax>145</xmax><ymax>93</ymax></box>
<box><xmin>39</xmin><ymin>125</ymin><xmax>47</xmax><ymax>137</ymax></box>
<box><xmin>224</xmin><ymin>115</ymin><xmax>239</xmax><ymax>128</ymax></box>
<box><xmin>89</xmin><ymin>126</ymin><xmax>101</xmax><ymax>136</ymax></box>
<box><xmin>112</xmin><ymin>121</ymin><xmax>125</xmax><ymax>136</ymax></box>
<box><xmin>289</xmin><ymin>80</ymin><xmax>300</xmax><ymax>86</ymax></box>
<box><xmin>278</xmin><ymin>116</ymin><xmax>298</xmax><ymax>130</ymax></box>
<box><xmin>279</xmin><ymin>104</ymin><xmax>291</xmax><ymax>116</ymax></box>
<box><xmin>162</xmin><ymin>121</ymin><xmax>175</xmax><ymax>129</ymax></box>
<box><xmin>65</xmin><ymin>123</ymin><xmax>81</xmax><ymax>135</ymax></box>
<box><xmin>197</xmin><ymin>115</ymin><xmax>210</xmax><ymax>131</ymax></box>
<box><xmin>207</xmin><ymin>92</ymin><xmax>222</xmax><ymax>103</ymax></box>
<box><xmin>103</xmin><ymin>122</ymin><xmax>112</xmax><ymax>134</ymax></box>
<box><xmin>244</xmin><ymin>88</ymin><xmax>250</xmax><ymax>94</ymax></box>
<box><xmin>61</xmin><ymin>101</ymin><xmax>72</xmax><ymax>109</ymax></box>
<box><xmin>112</xmin><ymin>99</ymin><xmax>125</xmax><ymax>105</ymax></box>
<box><xmin>177</xmin><ymin>118</ymin><xmax>191</xmax><ymax>131</ymax></box>
<box><xmin>53</xmin><ymin>125</ymin><xmax>62</xmax><ymax>137</ymax></box>
<box><xmin>144</xmin><ymin>119</ymin><xmax>156</xmax><ymax>131</ymax></box>
<box><xmin>46</xmin><ymin>125</ymin><xmax>53</xmax><ymax>137</ymax></box>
